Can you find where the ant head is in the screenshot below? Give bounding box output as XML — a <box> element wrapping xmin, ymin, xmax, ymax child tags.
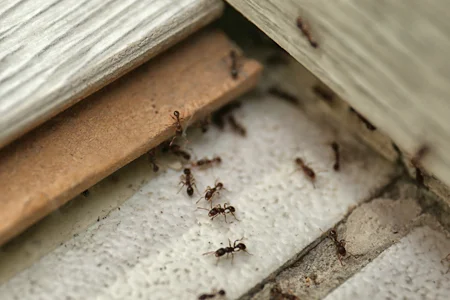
<box><xmin>236</xmin><ymin>243</ymin><xmax>246</xmax><ymax>250</ymax></box>
<box><xmin>216</xmin><ymin>248</ymin><xmax>226</xmax><ymax>257</ymax></box>
<box><xmin>218</xmin><ymin>290</ymin><xmax>226</xmax><ymax>296</ymax></box>
<box><xmin>187</xmin><ymin>187</ymin><xmax>194</xmax><ymax>196</ymax></box>
<box><xmin>215</xmin><ymin>157</ymin><xmax>222</xmax><ymax>163</ymax></box>
<box><xmin>173</xmin><ymin>110</ymin><xmax>180</xmax><ymax>117</ymax></box>
<box><xmin>295</xmin><ymin>157</ymin><xmax>303</xmax><ymax>164</ymax></box>
<box><xmin>217</xmin><ymin>182</ymin><xmax>223</xmax><ymax>189</ymax></box>
<box><xmin>228</xmin><ymin>206</ymin><xmax>235</xmax><ymax>213</ymax></box>
<box><xmin>329</xmin><ymin>229</ymin><xmax>337</xmax><ymax>239</ymax></box>
<box><xmin>331</xmin><ymin>142</ymin><xmax>339</xmax><ymax>151</ymax></box>
<box><xmin>183</xmin><ymin>168</ymin><xmax>191</xmax><ymax>175</ymax></box>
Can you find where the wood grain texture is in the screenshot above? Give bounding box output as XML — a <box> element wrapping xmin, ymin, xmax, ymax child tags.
<box><xmin>0</xmin><ymin>30</ymin><xmax>263</xmax><ymax>246</ymax></box>
<box><xmin>0</xmin><ymin>0</ymin><xmax>223</xmax><ymax>149</ymax></box>
<box><xmin>226</xmin><ymin>0</ymin><xmax>450</xmax><ymax>187</ymax></box>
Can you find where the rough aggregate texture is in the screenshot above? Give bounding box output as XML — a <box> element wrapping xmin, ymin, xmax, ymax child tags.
<box><xmin>324</xmin><ymin>226</ymin><xmax>450</xmax><ymax>300</ymax></box>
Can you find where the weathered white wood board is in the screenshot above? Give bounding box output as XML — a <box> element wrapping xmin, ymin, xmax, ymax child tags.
<box><xmin>0</xmin><ymin>0</ymin><xmax>223</xmax><ymax>148</ymax></box>
<box><xmin>226</xmin><ymin>0</ymin><xmax>450</xmax><ymax>187</ymax></box>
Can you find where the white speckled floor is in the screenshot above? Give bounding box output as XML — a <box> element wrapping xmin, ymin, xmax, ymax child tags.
<box><xmin>0</xmin><ymin>94</ymin><xmax>397</xmax><ymax>300</ymax></box>
<box><xmin>325</xmin><ymin>226</ymin><xmax>450</xmax><ymax>300</ymax></box>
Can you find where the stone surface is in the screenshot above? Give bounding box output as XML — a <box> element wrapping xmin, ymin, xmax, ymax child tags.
<box><xmin>0</xmin><ymin>93</ymin><xmax>397</xmax><ymax>300</ymax></box>
<box><xmin>324</xmin><ymin>226</ymin><xmax>450</xmax><ymax>300</ymax></box>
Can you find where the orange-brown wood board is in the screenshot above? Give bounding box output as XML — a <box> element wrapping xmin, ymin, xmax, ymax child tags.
<box><xmin>0</xmin><ymin>30</ymin><xmax>263</xmax><ymax>246</ymax></box>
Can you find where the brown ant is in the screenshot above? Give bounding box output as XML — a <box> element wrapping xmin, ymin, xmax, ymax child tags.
<box><xmin>212</xmin><ymin>101</ymin><xmax>242</xmax><ymax>130</ymax></box>
<box><xmin>294</xmin><ymin>158</ymin><xmax>316</xmax><ymax>187</ymax></box>
<box><xmin>169</xmin><ymin>110</ymin><xmax>184</xmax><ymax>146</ymax></box>
<box><xmin>296</xmin><ymin>17</ymin><xmax>318</xmax><ymax>48</ymax></box>
<box><xmin>148</xmin><ymin>149</ymin><xmax>159</xmax><ymax>172</ymax></box>
<box><xmin>331</xmin><ymin>142</ymin><xmax>340</xmax><ymax>171</ymax></box>
<box><xmin>179</xmin><ymin>168</ymin><xmax>197</xmax><ymax>196</ymax></box>
<box><xmin>192</xmin><ymin>156</ymin><xmax>222</xmax><ymax>169</ymax></box>
<box><xmin>197</xmin><ymin>181</ymin><xmax>225</xmax><ymax>207</ymax></box>
<box><xmin>349</xmin><ymin>107</ymin><xmax>376</xmax><ymax>131</ymax></box>
<box><xmin>327</xmin><ymin>228</ymin><xmax>349</xmax><ymax>266</ymax></box>
<box><xmin>230</xmin><ymin>50</ymin><xmax>239</xmax><ymax>79</ymax></box>
<box><xmin>270</xmin><ymin>285</ymin><xmax>300</xmax><ymax>300</ymax></box>
<box><xmin>203</xmin><ymin>238</ymin><xmax>250</xmax><ymax>264</ymax></box>
<box><xmin>268</xmin><ymin>86</ymin><xmax>299</xmax><ymax>106</ymax></box>
<box><xmin>198</xmin><ymin>289</ymin><xmax>226</xmax><ymax>300</ymax></box>
<box><xmin>169</xmin><ymin>144</ymin><xmax>191</xmax><ymax>160</ymax></box>
<box><xmin>228</xmin><ymin>115</ymin><xmax>246</xmax><ymax>136</ymax></box>
<box><xmin>312</xmin><ymin>85</ymin><xmax>334</xmax><ymax>103</ymax></box>
<box><xmin>198</xmin><ymin>203</ymin><xmax>239</xmax><ymax>223</ymax></box>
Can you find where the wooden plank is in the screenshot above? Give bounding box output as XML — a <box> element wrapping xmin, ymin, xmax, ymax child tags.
<box><xmin>0</xmin><ymin>30</ymin><xmax>263</xmax><ymax>246</ymax></box>
<box><xmin>0</xmin><ymin>0</ymin><xmax>223</xmax><ymax>149</ymax></box>
<box><xmin>226</xmin><ymin>0</ymin><xmax>450</xmax><ymax>187</ymax></box>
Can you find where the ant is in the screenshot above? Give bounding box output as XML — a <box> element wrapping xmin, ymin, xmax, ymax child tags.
<box><xmin>169</xmin><ymin>110</ymin><xmax>184</xmax><ymax>146</ymax></box>
<box><xmin>203</xmin><ymin>238</ymin><xmax>250</xmax><ymax>264</ymax></box>
<box><xmin>228</xmin><ymin>115</ymin><xmax>246</xmax><ymax>136</ymax></box>
<box><xmin>198</xmin><ymin>289</ymin><xmax>226</xmax><ymax>300</ymax></box>
<box><xmin>148</xmin><ymin>149</ymin><xmax>159</xmax><ymax>172</ymax></box>
<box><xmin>169</xmin><ymin>144</ymin><xmax>191</xmax><ymax>160</ymax></box>
<box><xmin>270</xmin><ymin>285</ymin><xmax>300</xmax><ymax>300</ymax></box>
<box><xmin>327</xmin><ymin>228</ymin><xmax>349</xmax><ymax>266</ymax></box>
<box><xmin>229</xmin><ymin>50</ymin><xmax>239</xmax><ymax>79</ymax></box>
<box><xmin>296</xmin><ymin>17</ymin><xmax>318</xmax><ymax>48</ymax></box>
<box><xmin>411</xmin><ymin>146</ymin><xmax>429</xmax><ymax>187</ymax></box>
<box><xmin>312</xmin><ymin>85</ymin><xmax>334</xmax><ymax>103</ymax></box>
<box><xmin>349</xmin><ymin>107</ymin><xmax>376</xmax><ymax>131</ymax></box>
<box><xmin>198</xmin><ymin>203</ymin><xmax>239</xmax><ymax>223</ymax></box>
<box><xmin>82</xmin><ymin>190</ymin><xmax>90</xmax><ymax>197</ymax></box>
<box><xmin>179</xmin><ymin>168</ymin><xmax>197</xmax><ymax>196</ymax></box>
<box><xmin>294</xmin><ymin>158</ymin><xmax>316</xmax><ymax>187</ymax></box>
<box><xmin>197</xmin><ymin>181</ymin><xmax>224</xmax><ymax>207</ymax></box>
<box><xmin>212</xmin><ymin>101</ymin><xmax>242</xmax><ymax>130</ymax></box>
<box><xmin>268</xmin><ymin>86</ymin><xmax>299</xmax><ymax>106</ymax></box>
<box><xmin>331</xmin><ymin>142</ymin><xmax>340</xmax><ymax>171</ymax></box>
<box><xmin>192</xmin><ymin>156</ymin><xmax>222</xmax><ymax>169</ymax></box>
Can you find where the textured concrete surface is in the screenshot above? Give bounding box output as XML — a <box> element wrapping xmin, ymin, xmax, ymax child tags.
<box><xmin>324</xmin><ymin>226</ymin><xmax>450</xmax><ymax>300</ymax></box>
<box><xmin>246</xmin><ymin>181</ymin><xmax>425</xmax><ymax>300</ymax></box>
<box><xmin>0</xmin><ymin>92</ymin><xmax>397</xmax><ymax>300</ymax></box>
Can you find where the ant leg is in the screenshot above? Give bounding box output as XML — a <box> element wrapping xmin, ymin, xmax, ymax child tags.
<box><xmin>169</xmin><ymin>135</ymin><xmax>177</xmax><ymax>147</ymax></box>
<box><xmin>231</xmin><ymin>212</ymin><xmax>240</xmax><ymax>221</ymax></box>
<box><xmin>337</xmin><ymin>253</ymin><xmax>344</xmax><ymax>266</ymax></box>
<box><xmin>223</xmin><ymin>213</ymin><xmax>228</xmax><ymax>223</ymax></box>
<box><xmin>195</xmin><ymin>196</ymin><xmax>204</xmax><ymax>204</ymax></box>
<box><xmin>177</xmin><ymin>182</ymin><xmax>186</xmax><ymax>194</ymax></box>
<box><xmin>231</xmin><ymin>252</ymin><xmax>234</xmax><ymax>265</ymax></box>
<box><xmin>192</xmin><ymin>182</ymin><xmax>200</xmax><ymax>195</ymax></box>
<box><xmin>228</xmin><ymin>239</ymin><xmax>232</xmax><ymax>248</ymax></box>
<box><xmin>215</xmin><ymin>257</ymin><xmax>220</xmax><ymax>266</ymax></box>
